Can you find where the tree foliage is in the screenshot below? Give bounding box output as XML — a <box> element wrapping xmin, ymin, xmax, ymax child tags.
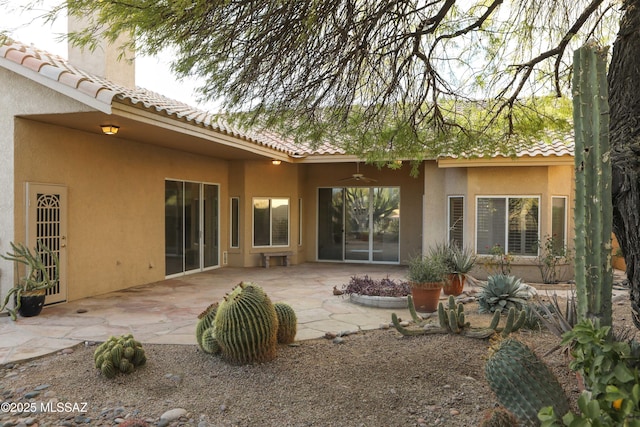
<box><xmin>6</xmin><ymin>0</ymin><xmax>616</xmax><ymax>161</ymax></box>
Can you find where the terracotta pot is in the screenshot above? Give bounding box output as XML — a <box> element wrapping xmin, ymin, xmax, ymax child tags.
<box><xmin>443</xmin><ymin>274</ymin><xmax>465</xmax><ymax>296</ymax></box>
<box><xmin>410</xmin><ymin>283</ymin><xmax>442</xmax><ymax>313</ymax></box>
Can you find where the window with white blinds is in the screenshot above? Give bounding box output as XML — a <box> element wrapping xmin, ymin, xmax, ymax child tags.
<box><xmin>448</xmin><ymin>196</ymin><xmax>464</xmax><ymax>248</ymax></box>
<box><xmin>476</xmin><ymin>196</ymin><xmax>539</xmax><ymax>256</ymax></box>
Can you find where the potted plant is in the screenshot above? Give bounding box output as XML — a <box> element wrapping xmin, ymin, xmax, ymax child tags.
<box><xmin>0</xmin><ymin>241</ymin><xmax>59</xmax><ymax>320</ymax></box>
<box><xmin>443</xmin><ymin>245</ymin><xmax>476</xmax><ymax>296</ymax></box>
<box><xmin>407</xmin><ymin>253</ymin><xmax>446</xmax><ymax>312</ymax></box>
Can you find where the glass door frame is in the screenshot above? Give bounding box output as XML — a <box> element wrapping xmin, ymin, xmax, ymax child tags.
<box><xmin>165</xmin><ymin>179</ymin><xmax>220</xmax><ymax>278</ymax></box>
<box><xmin>317</xmin><ymin>186</ymin><xmax>400</xmax><ymax>264</ymax></box>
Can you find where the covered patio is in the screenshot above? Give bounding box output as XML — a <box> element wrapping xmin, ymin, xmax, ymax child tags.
<box><xmin>0</xmin><ymin>263</ymin><xmax>413</xmax><ymax>365</ymax></box>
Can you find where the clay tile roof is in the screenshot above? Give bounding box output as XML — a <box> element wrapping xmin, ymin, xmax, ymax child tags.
<box><xmin>0</xmin><ymin>38</ymin><xmax>312</xmax><ymax>156</ymax></box>
<box><xmin>1</xmin><ymin>37</ymin><xmax>573</xmax><ymax>160</ymax></box>
<box><xmin>513</xmin><ymin>133</ymin><xmax>575</xmax><ymax>157</ymax></box>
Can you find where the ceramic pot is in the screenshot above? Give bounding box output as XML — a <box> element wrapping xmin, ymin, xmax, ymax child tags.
<box><xmin>443</xmin><ymin>274</ymin><xmax>465</xmax><ymax>296</ymax></box>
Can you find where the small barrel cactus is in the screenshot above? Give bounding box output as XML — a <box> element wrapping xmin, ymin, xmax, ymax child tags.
<box><xmin>94</xmin><ymin>334</ymin><xmax>147</xmax><ymax>378</ymax></box>
<box><xmin>196</xmin><ymin>302</ymin><xmax>219</xmax><ymax>353</ymax></box>
<box><xmin>485</xmin><ymin>339</ymin><xmax>569</xmax><ymax>425</ymax></box>
<box><xmin>201</xmin><ymin>327</ymin><xmax>221</xmax><ymax>355</ymax></box>
<box><xmin>214</xmin><ymin>282</ymin><xmax>278</xmax><ymax>364</ymax></box>
<box><xmin>274</xmin><ymin>302</ymin><xmax>297</xmax><ymax>344</ymax></box>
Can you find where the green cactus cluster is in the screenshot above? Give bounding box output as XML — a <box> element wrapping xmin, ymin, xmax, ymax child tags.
<box><xmin>274</xmin><ymin>302</ymin><xmax>297</xmax><ymax>344</ymax></box>
<box><xmin>196</xmin><ymin>302</ymin><xmax>219</xmax><ymax>354</ymax></box>
<box><xmin>479</xmin><ymin>406</ymin><xmax>519</xmax><ymax>427</ymax></box>
<box><xmin>485</xmin><ymin>338</ymin><xmax>570</xmax><ymax>426</ymax></box>
<box><xmin>391</xmin><ymin>295</ymin><xmax>525</xmax><ymax>339</ymax></box>
<box><xmin>196</xmin><ymin>282</ymin><xmax>297</xmax><ymax>364</ymax></box>
<box><xmin>94</xmin><ymin>334</ymin><xmax>146</xmax><ymax>378</ymax></box>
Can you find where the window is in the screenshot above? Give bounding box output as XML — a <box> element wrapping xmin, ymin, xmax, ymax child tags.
<box><xmin>298</xmin><ymin>198</ymin><xmax>303</xmax><ymax>246</ymax></box>
<box><xmin>476</xmin><ymin>196</ymin><xmax>539</xmax><ymax>256</ymax></box>
<box><xmin>230</xmin><ymin>197</ymin><xmax>239</xmax><ymax>248</ymax></box>
<box><xmin>253</xmin><ymin>198</ymin><xmax>289</xmax><ymax>247</ymax></box>
<box><xmin>551</xmin><ymin>197</ymin><xmax>567</xmax><ymax>253</ymax></box>
<box><xmin>448</xmin><ymin>196</ymin><xmax>464</xmax><ymax>248</ymax></box>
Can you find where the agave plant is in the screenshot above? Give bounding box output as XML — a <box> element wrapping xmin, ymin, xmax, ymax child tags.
<box><xmin>477</xmin><ymin>274</ymin><xmax>532</xmax><ymax>314</ymax></box>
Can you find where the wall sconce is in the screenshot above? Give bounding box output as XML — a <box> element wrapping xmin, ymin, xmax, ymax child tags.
<box><xmin>100</xmin><ymin>125</ymin><xmax>120</xmax><ymax>135</ymax></box>
<box><xmin>271</xmin><ymin>159</ymin><xmax>281</xmax><ymax>165</ymax></box>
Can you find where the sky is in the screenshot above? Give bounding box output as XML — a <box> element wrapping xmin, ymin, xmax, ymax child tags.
<box><xmin>0</xmin><ymin>1</ymin><xmax>218</xmax><ymax>112</ymax></box>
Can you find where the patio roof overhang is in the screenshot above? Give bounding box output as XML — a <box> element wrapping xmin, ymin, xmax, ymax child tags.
<box><xmin>18</xmin><ymin>103</ymin><xmax>290</xmax><ymax>161</ymax></box>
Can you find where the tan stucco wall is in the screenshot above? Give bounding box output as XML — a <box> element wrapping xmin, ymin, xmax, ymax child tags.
<box><xmin>0</xmin><ymin>68</ymin><xmax>97</xmax><ymax>303</ymax></box>
<box><xmin>459</xmin><ymin>164</ymin><xmax>574</xmax><ymax>282</ymax></box>
<box><xmin>236</xmin><ymin>160</ymin><xmax>305</xmax><ymax>267</ymax></box>
<box><xmin>303</xmin><ymin>162</ymin><xmax>424</xmax><ymax>264</ymax></box>
<box><xmin>14</xmin><ymin>119</ymin><xmax>230</xmax><ymax>301</ymax></box>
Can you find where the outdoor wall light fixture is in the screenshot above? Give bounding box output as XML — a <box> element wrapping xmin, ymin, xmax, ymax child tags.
<box><xmin>271</xmin><ymin>159</ymin><xmax>281</xmax><ymax>165</ymax></box>
<box><xmin>100</xmin><ymin>125</ymin><xmax>120</xmax><ymax>135</ymax></box>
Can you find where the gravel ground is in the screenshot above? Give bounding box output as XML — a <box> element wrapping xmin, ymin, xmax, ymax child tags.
<box><xmin>0</xmin><ymin>296</ymin><xmax>636</xmax><ymax>427</ymax></box>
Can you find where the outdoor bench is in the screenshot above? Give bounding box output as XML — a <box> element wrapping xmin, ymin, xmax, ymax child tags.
<box><xmin>261</xmin><ymin>251</ymin><xmax>293</xmax><ymax>268</ymax></box>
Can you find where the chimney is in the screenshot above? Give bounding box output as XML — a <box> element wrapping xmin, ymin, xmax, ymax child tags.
<box><xmin>67</xmin><ymin>15</ymin><xmax>135</xmax><ymax>88</ymax></box>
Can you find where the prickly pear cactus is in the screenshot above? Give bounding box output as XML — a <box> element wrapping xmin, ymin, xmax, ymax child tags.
<box><xmin>94</xmin><ymin>334</ymin><xmax>147</xmax><ymax>378</ymax></box>
<box><xmin>214</xmin><ymin>282</ymin><xmax>278</xmax><ymax>364</ymax></box>
<box><xmin>196</xmin><ymin>302</ymin><xmax>219</xmax><ymax>353</ymax></box>
<box><xmin>479</xmin><ymin>406</ymin><xmax>519</xmax><ymax>427</ymax></box>
<box><xmin>485</xmin><ymin>339</ymin><xmax>569</xmax><ymax>425</ymax></box>
<box><xmin>274</xmin><ymin>302</ymin><xmax>297</xmax><ymax>344</ymax></box>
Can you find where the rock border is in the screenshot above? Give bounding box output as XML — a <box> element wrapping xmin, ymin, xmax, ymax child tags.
<box><xmin>348</xmin><ymin>293</ymin><xmax>408</xmax><ymax>309</ymax></box>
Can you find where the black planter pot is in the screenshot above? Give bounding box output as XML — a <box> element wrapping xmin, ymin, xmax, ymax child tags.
<box><xmin>17</xmin><ymin>293</ymin><xmax>46</xmax><ymax>317</ymax></box>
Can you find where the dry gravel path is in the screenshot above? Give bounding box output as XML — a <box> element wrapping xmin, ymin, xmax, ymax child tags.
<box><xmin>0</xmin><ymin>295</ymin><xmax>636</xmax><ymax>427</ymax></box>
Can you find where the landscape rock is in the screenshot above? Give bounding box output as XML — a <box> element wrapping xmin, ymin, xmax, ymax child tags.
<box><xmin>160</xmin><ymin>408</ymin><xmax>187</xmax><ymax>422</ymax></box>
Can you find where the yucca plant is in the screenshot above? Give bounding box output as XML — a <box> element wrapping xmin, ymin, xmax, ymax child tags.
<box><xmin>477</xmin><ymin>274</ymin><xmax>531</xmax><ymax>314</ymax></box>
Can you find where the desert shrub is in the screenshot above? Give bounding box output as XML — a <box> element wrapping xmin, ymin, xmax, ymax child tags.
<box><xmin>477</xmin><ymin>274</ymin><xmax>532</xmax><ymax>314</ymax></box>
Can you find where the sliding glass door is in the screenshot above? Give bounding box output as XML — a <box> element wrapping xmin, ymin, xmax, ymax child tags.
<box><xmin>318</xmin><ymin>187</ymin><xmax>400</xmax><ymax>263</ymax></box>
<box><xmin>165</xmin><ymin>180</ymin><xmax>219</xmax><ymax>276</ymax></box>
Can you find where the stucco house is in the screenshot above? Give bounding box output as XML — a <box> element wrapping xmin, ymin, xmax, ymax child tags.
<box><xmin>0</xmin><ymin>33</ymin><xmax>575</xmax><ymax>309</ymax></box>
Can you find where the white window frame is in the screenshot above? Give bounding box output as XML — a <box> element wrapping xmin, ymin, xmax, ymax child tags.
<box><xmin>447</xmin><ymin>195</ymin><xmax>465</xmax><ymax>248</ymax></box>
<box><xmin>551</xmin><ymin>196</ymin><xmax>568</xmax><ymax>250</ymax></box>
<box><xmin>230</xmin><ymin>197</ymin><xmax>240</xmax><ymax>249</ymax></box>
<box><xmin>252</xmin><ymin>197</ymin><xmax>290</xmax><ymax>248</ymax></box>
<box><xmin>298</xmin><ymin>198</ymin><xmax>303</xmax><ymax>246</ymax></box>
<box><xmin>475</xmin><ymin>195</ymin><xmax>540</xmax><ymax>257</ymax></box>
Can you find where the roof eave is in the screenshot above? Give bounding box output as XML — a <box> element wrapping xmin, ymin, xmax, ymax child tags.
<box><xmin>437</xmin><ymin>155</ymin><xmax>574</xmax><ymax>168</ymax></box>
<box><xmin>0</xmin><ymin>56</ymin><xmax>114</xmax><ymax>114</ymax></box>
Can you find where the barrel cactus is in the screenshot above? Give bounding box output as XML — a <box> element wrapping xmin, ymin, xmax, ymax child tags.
<box><xmin>274</xmin><ymin>302</ymin><xmax>297</xmax><ymax>344</ymax></box>
<box><xmin>485</xmin><ymin>339</ymin><xmax>569</xmax><ymax>425</ymax></box>
<box><xmin>214</xmin><ymin>282</ymin><xmax>278</xmax><ymax>364</ymax></box>
<box><xmin>201</xmin><ymin>327</ymin><xmax>221</xmax><ymax>355</ymax></box>
<box><xmin>196</xmin><ymin>302</ymin><xmax>219</xmax><ymax>353</ymax></box>
<box><xmin>94</xmin><ymin>334</ymin><xmax>147</xmax><ymax>378</ymax></box>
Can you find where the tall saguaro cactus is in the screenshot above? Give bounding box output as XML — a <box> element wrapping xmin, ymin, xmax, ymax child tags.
<box><xmin>572</xmin><ymin>43</ymin><xmax>613</xmax><ymax>326</ymax></box>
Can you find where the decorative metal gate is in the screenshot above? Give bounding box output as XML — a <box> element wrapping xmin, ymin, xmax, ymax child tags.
<box><xmin>27</xmin><ymin>184</ymin><xmax>67</xmax><ymax>304</ymax></box>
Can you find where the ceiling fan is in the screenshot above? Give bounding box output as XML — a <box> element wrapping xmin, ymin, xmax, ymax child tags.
<box><xmin>338</xmin><ymin>162</ymin><xmax>377</xmax><ymax>183</ymax></box>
